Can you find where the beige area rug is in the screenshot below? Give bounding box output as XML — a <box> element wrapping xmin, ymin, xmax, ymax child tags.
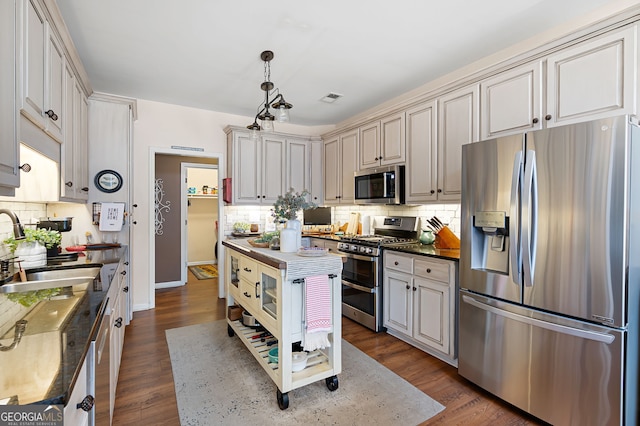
<box><xmin>188</xmin><ymin>264</ymin><xmax>218</xmax><ymax>280</ymax></box>
<box><xmin>166</xmin><ymin>321</ymin><xmax>445</xmax><ymax>425</ymax></box>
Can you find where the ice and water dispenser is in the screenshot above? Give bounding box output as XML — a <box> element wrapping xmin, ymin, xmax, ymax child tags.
<box><xmin>470</xmin><ymin>211</ymin><xmax>510</xmax><ymax>274</ymax></box>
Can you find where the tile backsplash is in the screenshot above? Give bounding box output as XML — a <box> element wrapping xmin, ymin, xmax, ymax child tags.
<box><xmin>223</xmin><ymin>204</ymin><xmax>461</xmax><ymax>236</ymax></box>
<box><xmin>0</xmin><ymin>201</ymin><xmax>47</xmax><ymax>258</ymax></box>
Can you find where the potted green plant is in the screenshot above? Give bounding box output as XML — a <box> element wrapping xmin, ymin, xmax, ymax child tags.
<box><xmin>3</xmin><ymin>228</ymin><xmax>62</xmax><ymax>255</ymax></box>
<box><xmin>271</xmin><ymin>188</ymin><xmax>317</xmax><ymax>224</ymax></box>
<box><xmin>271</xmin><ymin>188</ymin><xmax>317</xmax><ymax>252</ymax></box>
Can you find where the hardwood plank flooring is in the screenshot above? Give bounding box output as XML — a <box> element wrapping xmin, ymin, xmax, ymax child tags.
<box><xmin>112</xmin><ymin>271</ymin><xmax>545</xmax><ymax>425</ymax></box>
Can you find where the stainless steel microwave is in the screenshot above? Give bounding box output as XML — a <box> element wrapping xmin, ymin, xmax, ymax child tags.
<box><xmin>354</xmin><ymin>165</ymin><xmax>405</xmax><ymax>205</ymax></box>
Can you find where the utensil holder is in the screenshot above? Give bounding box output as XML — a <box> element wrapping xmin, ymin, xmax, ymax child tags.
<box><xmin>435</xmin><ymin>226</ymin><xmax>460</xmax><ymax>249</ymax></box>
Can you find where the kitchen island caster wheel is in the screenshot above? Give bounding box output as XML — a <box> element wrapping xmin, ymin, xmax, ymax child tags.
<box><xmin>227</xmin><ymin>324</ymin><xmax>234</xmax><ymax>337</ymax></box>
<box><xmin>326</xmin><ymin>375</ymin><xmax>339</xmax><ymax>391</ymax></box>
<box><xmin>277</xmin><ymin>389</ymin><xmax>289</xmax><ymax>410</ymax></box>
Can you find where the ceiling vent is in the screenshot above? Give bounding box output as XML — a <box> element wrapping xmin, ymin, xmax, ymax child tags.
<box><xmin>320</xmin><ymin>92</ymin><xmax>343</xmax><ymax>103</ymax></box>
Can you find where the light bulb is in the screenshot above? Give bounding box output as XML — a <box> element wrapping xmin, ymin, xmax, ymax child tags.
<box><xmin>262</xmin><ymin>119</ymin><xmax>274</xmax><ymax>132</ymax></box>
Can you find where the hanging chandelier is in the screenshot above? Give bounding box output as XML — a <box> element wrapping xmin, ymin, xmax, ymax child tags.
<box><xmin>247</xmin><ymin>50</ymin><xmax>293</xmax><ymax>138</ymax></box>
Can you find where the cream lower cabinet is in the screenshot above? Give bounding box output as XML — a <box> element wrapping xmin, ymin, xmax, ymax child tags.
<box><xmin>64</xmin><ymin>352</ymin><xmax>90</xmax><ymax>426</ymax></box>
<box><xmin>383</xmin><ymin>250</ymin><xmax>457</xmax><ymax>366</ymax></box>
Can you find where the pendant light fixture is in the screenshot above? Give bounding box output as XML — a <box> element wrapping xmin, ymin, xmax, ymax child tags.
<box><xmin>247</xmin><ymin>50</ymin><xmax>293</xmax><ymax>139</ymax></box>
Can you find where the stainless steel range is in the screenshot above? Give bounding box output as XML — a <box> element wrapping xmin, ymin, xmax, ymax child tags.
<box><xmin>338</xmin><ymin>216</ymin><xmax>418</xmax><ymax>331</ymax></box>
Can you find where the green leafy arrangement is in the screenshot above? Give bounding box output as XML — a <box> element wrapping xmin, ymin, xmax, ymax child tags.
<box><xmin>253</xmin><ymin>231</ymin><xmax>279</xmax><ymax>244</ymax></box>
<box><xmin>6</xmin><ymin>288</ymin><xmax>62</xmax><ymax>307</ymax></box>
<box><xmin>3</xmin><ymin>228</ymin><xmax>62</xmax><ymax>252</ymax></box>
<box><xmin>271</xmin><ymin>188</ymin><xmax>317</xmax><ymax>223</ymax></box>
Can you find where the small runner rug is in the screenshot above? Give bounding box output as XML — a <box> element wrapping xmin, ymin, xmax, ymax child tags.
<box><xmin>166</xmin><ymin>320</ymin><xmax>445</xmax><ymax>425</ymax></box>
<box><xmin>188</xmin><ymin>264</ymin><xmax>218</xmax><ymax>280</ymax></box>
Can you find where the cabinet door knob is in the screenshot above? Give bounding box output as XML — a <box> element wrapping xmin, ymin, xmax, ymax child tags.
<box><xmin>437</xmin><ymin>189</ymin><xmax>442</xmax><ymax>193</ymax></box>
<box><xmin>374</xmin><ymin>157</ymin><xmax>379</xmax><ymax>161</ymax></box>
<box><xmin>120</xmin><ymin>270</ymin><xmax>126</xmax><ymax>276</ymax></box>
<box><xmin>133</xmin><ymin>221</ymin><xmax>137</xmax><ymax>225</ymax></box>
<box><xmin>77</xmin><ymin>395</ymin><xmax>94</xmax><ymax>411</ymax></box>
<box><xmin>413</xmin><ymin>287</ymin><xmax>417</xmax><ymax>291</ymax></box>
<box><xmin>124</xmin><ymin>261</ymin><xmax>129</xmax><ymax>266</ymax></box>
<box><xmin>430</xmin><ymin>189</ymin><xmax>435</xmax><ymax>194</ymax></box>
<box><xmin>405</xmin><ymin>284</ymin><xmax>410</xmax><ymax>290</ymax></box>
<box><xmin>133</xmin><ymin>204</ymin><xmax>138</xmax><ymax>208</ymax></box>
<box><xmin>115</xmin><ymin>318</ymin><xmax>123</xmax><ymax>328</ymax></box>
<box><xmin>65</xmin><ymin>181</ymin><xmax>73</xmax><ymax>187</ymax></box>
<box><xmin>81</xmin><ymin>187</ymin><xmax>89</xmax><ymax>192</ymax></box>
<box><xmin>426</xmin><ymin>268</ymin><xmax>431</xmax><ymax>273</ymax></box>
<box><xmin>545</xmin><ymin>114</ymin><xmax>552</xmax><ymax>121</ymax></box>
<box><xmin>123</xmin><ymin>286</ymin><xmax>129</xmax><ymax>293</ymax></box>
<box><xmin>394</xmin><ymin>261</ymin><xmax>399</xmax><ymax>266</ymax></box>
<box><xmin>532</xmin><ymin>117</ymin><xmax>539</xmax><ymax>124</ymax></box>
<box><xmin>45</xmin><ymin>109</ymin><xmax>58</xmax><ymax>121</ymax></box>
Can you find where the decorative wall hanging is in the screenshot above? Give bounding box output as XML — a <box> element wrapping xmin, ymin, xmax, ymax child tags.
<box><xmin>155</xmin><ymin>178</ymin><xmax>171</xmax><ymax>235</ymax></box>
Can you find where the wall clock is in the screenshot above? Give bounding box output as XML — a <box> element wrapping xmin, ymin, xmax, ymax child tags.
<box><xmin>94</xmin><ymin>169</ymin><xmax>123</xmax><ymax>193</ymax></box>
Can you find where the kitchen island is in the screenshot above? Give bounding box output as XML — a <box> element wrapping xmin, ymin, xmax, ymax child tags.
<box><xmin>222</xmin><ymin>238</ymin><xmax>344</xmax><ymax>409</ymax></box>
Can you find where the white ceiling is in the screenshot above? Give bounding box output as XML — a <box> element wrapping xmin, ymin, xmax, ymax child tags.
<box><xmin>55</xmin><ymin>0</ymin><xmax>629</xmax><ymax>126</ymax></box>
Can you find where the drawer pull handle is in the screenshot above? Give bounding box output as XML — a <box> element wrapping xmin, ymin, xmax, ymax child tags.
<box><xmin>244</xmin><ymin>267</ymin><xmax>252</xmax><ymax>272</ymax></box>
<box><xmin>77</xmin><ymin>395</ymin><xmax>94</xmax><ymax>411</ymax></box>
<box><xmin>115</xmin><ymin>318</ymin><xmax>123</xmax><ymax>328</ymax></box>
<box><xmin>45</xmin><ymin>109</ymin><xmax>58</xmax><ymax>121</ymax></box>
<box><xmin>243</xmin><ymin>292</ymin><xmax>251</xmax><ymax>298</ymax></box>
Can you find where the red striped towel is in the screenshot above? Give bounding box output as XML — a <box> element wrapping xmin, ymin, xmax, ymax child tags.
<box><xmin>303</xmin><ymin>275</ymin><xmax>332</xmax><ymax>351</ymax></box>
<box><xmin>305</xmin><ymin>275</ymin><xmax>331</xmax><ymax>331</ymax></box>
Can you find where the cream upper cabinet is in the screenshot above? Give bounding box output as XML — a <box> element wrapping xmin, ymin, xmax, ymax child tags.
<box><xmin>61</xmin><ymin>69</ymin><xmax>88</xmax><ymax>202</ymax></box>
<box><xmin>0</xmin><ymin>0</ymin><xmax>19</xmax><ymax>193</ymax></box>
<box><xmin>545</xmin><ymin>25</ymin><xmax>637</xmax><ymax>127</ymax></box>
<box><xmin>359</xmin><ymin>112</ymin><xmax>405</xmax><ymax>170</ymax></box>
<box><xmin>226</xmin><ymin>127</ymin><xmax>322</xmax><ymax>205</ymax></box>
<box><xmin>285</xmin><ymin>138</ymin><xmax>310</xmax><ymax>197</ymax></box>
<box><xmin>480</xmin><ymin>62</ymin><xmax>542</xmax><ymax>139</ymax></box>
<box><xmin>359</xmin><ymin>121</ymin><xmax>380</xmax><ymax>170</ymax></box>
<box><xmin>228</xmin><ymin>131</ymin><xmax>285</xmax><ymax>205</ymax></box>
<box><xmin>44</xmin><ymin>23</ymin><xmax>64</xmax><ymax>142</ymax></box>
<box><xmin>323</xmin><ymin>129</ymin><xmax>358</xmax><ymax>205</ymax></box>
<box><xmin>20</xmin><ymin>0</ymin><xmax>46</xmax><ymax>128</ymax></box>
<box><xmin>406</xmin><ymin>101</ymin><xmax>437</xmax><ymax>203</ymax></box>
<box><xmin>437</xmin><ymin>84</ymin><xmax>479</xmax><ymax>201</ymax></box>
<box><xmin>309</xmin><ymin>138</ymin><xmax>324</xmax><ymax>204</ymax></box>
<box><xmin>380</xmin><ymin>112</ymin><xmax>405</xmax><ymax>166</ymax></box>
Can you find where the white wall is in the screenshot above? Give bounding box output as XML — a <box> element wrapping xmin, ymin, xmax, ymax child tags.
<box><xmin>131</xmin><ymin>99</ymin><xmax>333</xmax><ymax>311</ymax></box>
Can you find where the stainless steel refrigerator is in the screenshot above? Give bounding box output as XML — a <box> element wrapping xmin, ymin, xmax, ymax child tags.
<box><xmin>459</xmin><ymin>115</ymin><xmax>639</xmax><ymax>425</ymax></box>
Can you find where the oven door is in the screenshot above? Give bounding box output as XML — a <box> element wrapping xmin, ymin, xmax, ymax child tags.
<box><xmin>340</xmin><ymin>251</ymin><xmax>381</xmax><ymax>330</ymax></box>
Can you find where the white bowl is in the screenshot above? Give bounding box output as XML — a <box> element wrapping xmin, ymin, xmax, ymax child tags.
<box><xmin>291</xmin><ymin>352</ymin><xmax>308</xmax><ymax>372</ymax></box>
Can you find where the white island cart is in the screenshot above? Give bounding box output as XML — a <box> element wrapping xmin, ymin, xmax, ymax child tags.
<box><xmin>222</xmin><ymin>239</ymin><xmax>344</xmax><ymax>409</ymax></box>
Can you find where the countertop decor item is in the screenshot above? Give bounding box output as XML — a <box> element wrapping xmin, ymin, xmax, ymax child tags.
<box><xmin>419</xmin><ymin>230</ymin><xmax>436</xmax><ymax>245</ymax></box>
<box><xmin>271</xmin><ymin>188</ymin><xmax>316</xmax><ymax>223</ymax></box>
<box><xmin>248</xmin><ymin>238</ymin><xmax>269</xmax><ymax>248</ymax></box>
<box><xmin>3</xmin><ymin>228</ymin><xmax>62</xmax><ymax>252</ymax></box>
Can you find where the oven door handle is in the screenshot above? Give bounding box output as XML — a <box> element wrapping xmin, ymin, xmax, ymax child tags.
<box><xmin>338</xmin><ymin>252</ymin><xmax>377</xmax><ymax>262</ymax></box>
<box><xmin>342</xmin><ymin>280</ymin><xmax>376</xmax><ymax>294</ymax></box>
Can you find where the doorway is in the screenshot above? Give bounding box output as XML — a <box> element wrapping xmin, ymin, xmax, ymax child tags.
<box><xmin>151</xmin><ymin>148</ymin><xmax>225</xmax><ymax>299</ymax></box>
<box><xmin>181</xmin><ymin>163</ymin><xmax>219</xmax><ymax>277</ymax></box>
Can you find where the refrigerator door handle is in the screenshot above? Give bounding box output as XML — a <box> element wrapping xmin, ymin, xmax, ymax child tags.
<box><xmin>509</xmin><ymin>150</ymin><xmax>523</xmax><ymax>285</ymax></box>
<box><xmin>461</xmin><ymin>295</ymin><xmax>615</xmax><ymax>344</ymax></box>
<box><xmin>522</xmin><ymin>150</ymin><xmax>538</xmax><ymax>287</ymax></box>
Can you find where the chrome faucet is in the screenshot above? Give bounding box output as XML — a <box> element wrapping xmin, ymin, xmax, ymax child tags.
<box><xmin>0</xmin><ymin>209</ymin><xmax>25</xmax><ymax>240</ymax></box>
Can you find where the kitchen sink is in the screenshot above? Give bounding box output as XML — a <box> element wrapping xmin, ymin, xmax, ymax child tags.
<box><xmin>0</xmin><ymin>267</ymin><xmax>100</xmax><ymax>294</ymax></box>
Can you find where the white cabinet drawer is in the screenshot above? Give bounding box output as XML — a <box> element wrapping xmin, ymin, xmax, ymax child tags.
<box><xmin>414</xmin><ymin>258</ymin><xmax>450</xmax><ymax>283</ymax></box>
<box><xmin>384</xmin><ymin>252</ymin><xmax>413</xmax><ymax>273</ymax></box>
<box><xmin>238</xmin><ymin>256</ymin><xmax>258</xmax><ymax>283</ymax></box>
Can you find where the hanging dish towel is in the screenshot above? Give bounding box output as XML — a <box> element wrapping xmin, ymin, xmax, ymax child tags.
<box><xmin>303</xmin><ymin>275</ymin><xmax>332</xmax><ymax>351</ymax></box>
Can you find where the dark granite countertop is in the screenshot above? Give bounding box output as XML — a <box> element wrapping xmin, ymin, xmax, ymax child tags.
<box><xmin>0</xmin><ymin>246</ymin><xmax>127</xmax><ymax>406</ymax></box>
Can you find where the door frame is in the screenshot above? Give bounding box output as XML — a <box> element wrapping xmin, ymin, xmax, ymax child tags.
<box><xmin>149</xmin><ymin>147</ymin><xmax>225</xmax><ymax>299</ymax></box>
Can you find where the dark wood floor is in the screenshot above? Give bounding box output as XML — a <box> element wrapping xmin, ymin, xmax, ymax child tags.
<box><xmin>112</xmin><ymin>270</ymin><xmax>544</xmax><ymax>425</ymax></box>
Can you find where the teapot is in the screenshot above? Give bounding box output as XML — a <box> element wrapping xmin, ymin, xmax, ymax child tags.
<box><xmin>419</xmin><ymin>229</ymin><xmax>436</xmax><ymax>245</ymax></box>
